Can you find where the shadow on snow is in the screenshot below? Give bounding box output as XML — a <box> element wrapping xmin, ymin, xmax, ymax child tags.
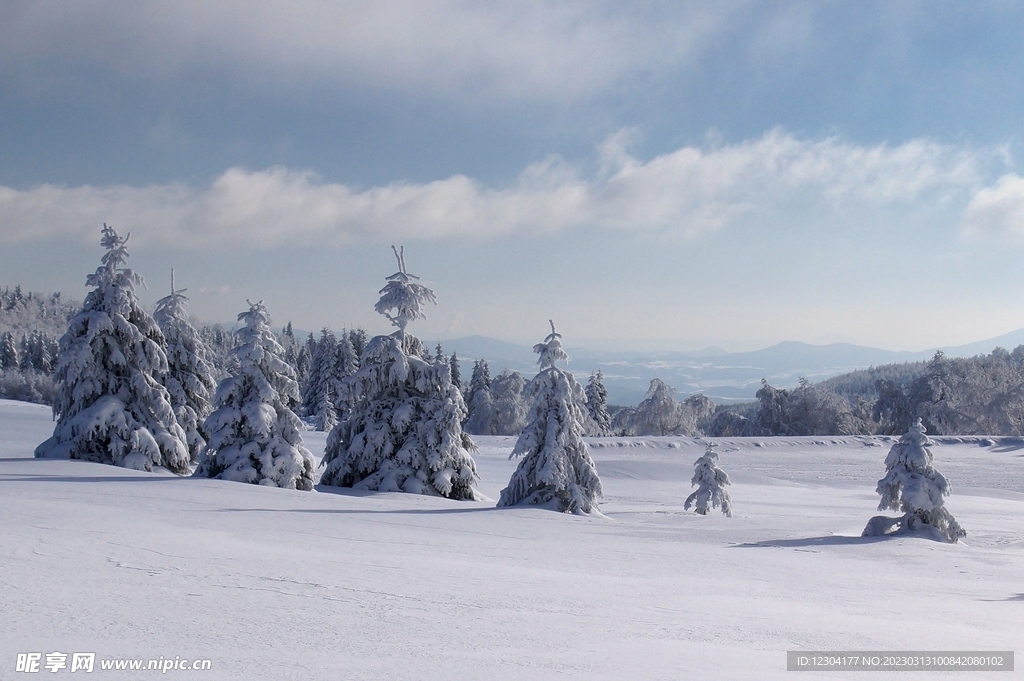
<box><xmin>732</xmin><ymin>535</ymin><xmax>898</xmax><ymax>548</ymax></box>
<box><xmin>213</xmin><ymin>506</ymin><xmax>506</xmax><ymax>516</ymax></box>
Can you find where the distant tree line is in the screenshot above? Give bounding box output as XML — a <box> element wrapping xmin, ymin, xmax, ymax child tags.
<box><xmin>10</xmin><ymin>280</ymin><xmax>1024</xmax><ymax>437</ymax></box>
<box><xmin>705</xmin><ymin>348</ymin><xmax>1024</xmax><ymax>437</ymax></box>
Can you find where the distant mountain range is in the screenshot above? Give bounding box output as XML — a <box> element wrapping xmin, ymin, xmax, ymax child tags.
<box><xmin>442</xmin><ymin>329</ymin><xmax>1024</xmax><ymax>406</ymax></box>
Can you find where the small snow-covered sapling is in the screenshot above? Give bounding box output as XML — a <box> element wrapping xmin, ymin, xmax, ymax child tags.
<box><xmin>685</xmin><ymin>444</ymin><xmax>732</xmax><ymax>517</ymax></box>
<box><xmin>863</xmin><ymin>418</ymin><xmax>965</xmax><ymax>542</ymax></box>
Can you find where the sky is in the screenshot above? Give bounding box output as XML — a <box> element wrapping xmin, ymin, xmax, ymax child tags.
<box><xmin>4</xmin><ymin>1</ymin><xmax>1024</xmax><ymax>352</ymax></box>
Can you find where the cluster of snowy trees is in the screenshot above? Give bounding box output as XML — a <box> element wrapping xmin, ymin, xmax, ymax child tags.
<box><xmin>463</xmin><ymin>360</ymin><xmax>612</xmax><ymax>437</ymax></box>
<box><xmin>702</xmin><ymin>348</ymin><xmax>1024</xmax><ymax>438</ymax></box>
<box><xmin>0</xmin><ymin>284</ymin><xmax>378</xmax><ymax>427</ymax></box>
<box><xmin>33</xmin><ymin>232</ymin><xmax>605</xmax><ymax>513</ymax></box>
<box><xmin>0</xmin><ymin>329</ymin><xmax>61</xmax><ymax>373</ymax></box>
<box><xmin>320</xmin><ymin>247</ymin><xmax>480</xmax><ymax>498</ymax></box>
<box><xmin>296</xmin><ymin>327</ymin><xmax>365</xmax><ymax>430</ymax></box>
<box><xmin>459</xmin><ymin>345</ymin><xmax>1024</xmax><ymax>439</ymax></box>
<box><xmin>464</xmin><ymin>362</ymin><xmax>529</xmax><ymax>435</ymax></box>
<box><xmin>870</xmin><ymin>349</ymin><xmax>1024</xmax><ymax>436</ymax></box>
<box><xmin>0</xmin><ymin>287</ymin><xmax>78</xmax><ymax>404</ymax></box>
<box><xmin>35</xmin><ymin>226</ymin><xmax>193</xmax><ymax>473</ymax></box>
<box><xmin>28</xmin><ymin>225</ymin><xmax>316</xmax><ymax>488</ymax></box>
<box><xmin>612</xmin><ymin>379</ymin><xmax>716</xmax><ymax>436</ymax></box>
<box><xmin>16</xmin><ymin>245</ymin><xmax>1024</xmax><ymax>442</ymax></box>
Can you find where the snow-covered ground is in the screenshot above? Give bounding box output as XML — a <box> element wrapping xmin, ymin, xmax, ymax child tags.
<box><xmin>2</xmin><ymin>398</ymin><xmax>1022</xmax><ymax>679</ymax></box>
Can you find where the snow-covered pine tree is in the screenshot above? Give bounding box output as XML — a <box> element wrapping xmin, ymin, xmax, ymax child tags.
<box><xmin>0</xmin><ymin>331</ymin><xmax>18</xmax><ymax>370</ymax></box>
<box><xmin>197</xmin><ymin>324</ymin><xmax>235</xmax><ymax>380</ymax></box>
<box><xmin>301</xmin><ymin>328</ymin><xmax>338</xmax><ymax>416</ymax></box>
<box><xmin>297</xmin><ymin>332</ymin><xmax>316</xmax><ymax>385</ymax></box>
<box><xmin>585</xmin><ymin>370</ymin><xmax>611</xmax><ymax>436</ymax></box>
<box><xmin>314</xmin><ymin>381</ymin><xmax>338</xmax><ymax>432</ymax></box>
<box><xmin>489</xmin><ymin>368</ymin><xmax>528</xmax><ymax>435</ymax></box>
<box><xmin>35</xmin><ymin>224</ymin><xmax>190</xmax><ymax>474</ymax></box>
<box><xmin>678</xmin><ymin>393</ymin><xmax>716</xmax><ymax>436</ymax></box>
<box><xmin>301</xmin><ymin>328</ymin><xmax>354</xmax><ymax>432</ymax></box>
<box><xmin>449</xmin><ymin>351</ymin><xmax>462</xmax><ymax>392</ymax></box>
<box><xmin>17</xmin><ymin>334</ymin><xmax>31</xmax><ymax>370</ymax></box>
<box><xmin>293</xmin><ymin>341</ymin><xmax>310</xmax><ymax>387</ymax></box>
<box><xmin>862</xmin><ymin>418</ymin><xmax>966</xmax><ymax>542</ymax></box>
<box><xmin>910</xmin><ymin>351</ymin><xmax>975</xmax><ymax>435</ymax></box>
<box><xmin>498</xmin><ymin>321</ymin><xmax>602</xmax><ymax>514</ymax></box>
<box><xmin>279</xmin><ymin>321</ymin><xmax>302</xmax><ymax>408</ymax></box>
<box><xmin>23</xmin><ymin>331</ymin><xmax>56</xmax><ymax>373</ymax></box>
<box><xmin>628</xmin><ymin>378</ymin><xmax>681</xmax><ymax>436</ymax></box>
<box><xmin>282</xmin><ymin>321</ymin><xmax>296</xmax><ymax>353</ymax></box>
<box><xmin>319</xmin><ymin>247</ymin><xmax>479</xmax><ymax>499</ymax></box>
<box><xmin>779</xmin><ymin>377</ymin><xmax>862</xmax><ymax>436</ymax></box>
<box><xmin>684</xmin><ymin>444</ymin><xmax>732</xmax><ymax>516</ymax></box>
<box><xmin>194</xmin><ymin>300</ymin><xmax>315</xmax><ymax>490</ymax></box>
<box><xmin>755</xmin><ymin>379</ymin><xmax>791</xmax><ymax>435</ymax></box>
<box><xmin>334</xmin><ymin>332</ymin><xmax>359</xmax><ymax>383</ymax></box>
<box><xmin>348</xmin><ymin>328</ymin><xmax>368</xmax><ymax>358</ymax></box>
<box><xmin>153</xmin><ymin>270</ymin><xmax>216</xmax><ymax>463</ymax></box>
<box><xmin>464</xmin><ymin>359</ymin><xmax>495</xmax><ymax>434</ymax></box>
<box><xmin>873</xmin><ymin>379</ymin><xmax>915</xmax><ymax>435</ymax></box>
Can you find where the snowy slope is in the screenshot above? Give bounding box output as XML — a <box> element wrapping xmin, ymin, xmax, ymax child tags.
<box><xmin>2</xmin><ymin>399</ymin><xmax>1022</xmax><ymax>679</ymax></box>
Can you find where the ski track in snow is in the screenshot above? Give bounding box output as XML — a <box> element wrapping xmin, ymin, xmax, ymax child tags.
<box><xmin>1</xmin><ymin>399</ymin><xmax>1022</xmax><ymax>680</ymax></box>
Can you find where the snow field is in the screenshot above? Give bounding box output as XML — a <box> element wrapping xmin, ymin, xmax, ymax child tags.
<box><xmin>2</xmin><ymin>400</ymin><xmax>1023</xmax><ymax>680</ymax></box>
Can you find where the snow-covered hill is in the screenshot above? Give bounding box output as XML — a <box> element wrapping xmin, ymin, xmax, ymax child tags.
<box><xmin>2</xmin><ymin>398</ymin><xmax>1021</xmax><ymax>679</ymax></box>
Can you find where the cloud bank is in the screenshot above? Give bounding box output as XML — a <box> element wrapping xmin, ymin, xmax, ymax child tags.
<box><xmin>0</xmin><ymin>130</ymin><xmax>995</xmax><ymax>249</ymax></box>
<box><xmin>0</xmin><ymin>1</ymin><xmax>740</xmax><ymax>103</ymax></box>
<box><xmin>962</xmin><ymin>174</ymin><xmax>1024</xmax><ymax>241</ymax></box>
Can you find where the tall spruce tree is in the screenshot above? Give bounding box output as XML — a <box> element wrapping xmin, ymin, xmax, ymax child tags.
<box><xmin>319</xmin><ymin>247</ymin><xmax>479</xmax><ymax>499</ymax></box>
<box><xmin>489</xmin><ymin>369</ymin><xmax>528</xmax><ymax>435</ymax></box>
<box><xmin>449</xmin><ymin>351</ymin><xmax>462</xmax><ymax>392</ymax></box>
<box><xmin>348</xmin><ymin>328</ymin><xmax>368</xmax><ymax>359</ymax></box>
<box><xmin>195</xmin><ymin>300</ymin><xmax>315</xmax><ymax>490</ymax></box>
<box><xmin>0</xmin><ymin>331</ymin><xmax>18</xmax><ymax>370</ymax></box>
<box><xmin>314</xmin><ymin>381</ymin><xmax>338</xmax><ymax>432</ymax></box>
<box><xmin>464</xmin><ymin>359</ymin><xmax>494</xmax><ymax>434</ymax></box>
<box><xmin>35</xmin><ymin>224</ymin><xmax>190</xmax><ymax>474</ymax></box>
<box><xmin>332</xmin><ymin>331</ymin><xmax>359</xmax><ymax>412</ymax></box>
<box><xmin>153</xmin><ymin>270</ymin><xmax>216</xmax><ymax>463</ymax></box>
<box><xmin>585</xmin><ymin>370</ymin><xmax>611</xmax><ymax>436</ymax></box>
<box><xmin>301</xmin><ymin>328</ymin><xmax>338</xmax><ymax>417</ymax></box>
<box><xmin>498</xmin><ymin>321</ymin><xmax>602</xmax><ymax>514</ymax></box>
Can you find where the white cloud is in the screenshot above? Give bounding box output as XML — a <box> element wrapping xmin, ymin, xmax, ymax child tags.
<box><xmin>962</xmin><ymin>173</ymin><xmax>1024</xmax><ymax>241</ymax></box>
<box><xmin>0</xmin><ymin>130</ymin><xmax>992</xmax><ymax>249</ymax></box>
<box><xmin>0</xmin><ymin>1</ymin><xmax>741</xmax><ymax>103</ymax></box>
